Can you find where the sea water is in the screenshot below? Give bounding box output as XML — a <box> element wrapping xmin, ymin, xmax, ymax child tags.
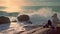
<box><xmin>0</xmin><ymin>6</ymin><xmax>60</xmax><ymax>34</ymax></box>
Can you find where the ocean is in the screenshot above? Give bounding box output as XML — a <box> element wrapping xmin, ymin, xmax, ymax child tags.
<box><xmin>19</xmin><ymin>6</ymin><xmax>60</xmax><ymax>25</ymax></box>
<box><xmin>0</xmin><ymin>6</ymin><xmax>60</xmax><ymax>34</ymax></box>
<box><xmin>0</xmin><ymin>6</ymin><xmax>60</xmax><ymax>25</ymax></box>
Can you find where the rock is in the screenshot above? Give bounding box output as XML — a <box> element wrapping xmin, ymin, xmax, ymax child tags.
<box><xmin>17</xmin><ymin>15</ymin><xmax>30</xmax><ymax>22</ymax></box>
<box><xmin>21</xmin><ymin>27</ymin><xmax>51</xmax><ymax>34</ymax></box>
<box><xmin>0</xmin><ymin>16</ymin><xmax>10</xmax><ymax>24</ymax></box>
<box><xmin>0</xmin><ymin>16</ymin><xmax>11</xmax><ymax>31</ymax></box>
<box><xmin>12</xmin><ymin>20</ymin><xmax>17</xmax><ymax>22</ymax></box>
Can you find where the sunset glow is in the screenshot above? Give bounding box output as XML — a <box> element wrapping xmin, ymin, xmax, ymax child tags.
<box><xmin>0</xmin><ymin>0</ymin><xmax>24</xmax><ymax>13</ymax></box>
<box><xmin>0</xmin><ymin>0</ymin><xmax>60</xmax><ymax>13</ymax></box>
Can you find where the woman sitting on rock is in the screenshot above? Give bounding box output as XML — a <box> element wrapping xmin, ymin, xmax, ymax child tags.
<box><xmin>43</xmin><ymin>13</ymin><xmax>59</xmax><ymax>30</ymax></box>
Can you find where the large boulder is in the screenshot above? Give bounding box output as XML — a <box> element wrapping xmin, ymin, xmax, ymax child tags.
<box><xmin>0</xmin><ymin>16</ymin><xmax>10</xmax><ymax>31</ymax></box>
<box><xmin>0</xmin><ymin>16</ymin><xmax>10</xmax><ymax>24</ymax></box>
<box><xmin>17</xmin><ymin>15</ymin><xmax>30</xmax><ymax>22</ymax></box>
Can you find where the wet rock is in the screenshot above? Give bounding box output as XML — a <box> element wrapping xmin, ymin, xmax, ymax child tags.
<box><xmin>0</xmin><ymin>16</ymin><xmax>11</xmax><ymax>31</ymax></box>
<box><xmin>17</xmin><ymin>15</ymin><xmax>30</xmax><ymax>22</ymax></box>
<box><xmin>0</xmin><ymin>16</ymin><xmax>10</xmax><ymax>24</ymax></box>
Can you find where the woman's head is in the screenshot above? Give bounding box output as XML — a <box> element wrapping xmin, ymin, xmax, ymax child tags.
<box><xmin>52</xmin><ymin>13</ymin><xmax>57</xmax><ymax>18</ymax></box>
<box><xmin>17</xmin><ymin>15</ymin><xmax>30</xmax><ymax>22</ymax></box>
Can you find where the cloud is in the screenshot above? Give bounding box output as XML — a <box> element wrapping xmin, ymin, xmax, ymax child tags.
<box><xmin>22</xmin><ymin>0</ymin><xmax>60</xmax><ymax>6</ymax></box>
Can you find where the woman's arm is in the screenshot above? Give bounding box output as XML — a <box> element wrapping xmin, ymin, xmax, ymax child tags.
<box><xmin>28</xmin><ymin>21</ymin><xmax>32</xmax><ymax>24</ymax></box>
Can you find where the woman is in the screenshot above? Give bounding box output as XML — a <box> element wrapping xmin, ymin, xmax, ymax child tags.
<box><xmin>43</xmin><ymin>13</ymin><xmax>59</xmax><ymax>30</ymax></box>
<box><xmin>51</xmin><ymin>13</ymin><xmax>59</xmax><ymax>30</ymax></box>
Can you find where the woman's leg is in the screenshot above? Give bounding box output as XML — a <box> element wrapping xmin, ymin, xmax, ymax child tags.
<box><xmin>43</xmin><ymin>20</ymin><xmax>51</xmax><ymax>28</ymax></box>
<box><xmin>43</xmin><ymin>23</ymin><xmax>49</xmax><ymax>28</ymax></box>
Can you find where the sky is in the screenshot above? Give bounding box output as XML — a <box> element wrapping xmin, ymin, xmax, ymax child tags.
<box><xmin>0</xmin><ymin>0</ymin><xmax>60</xmax><ymax>13</ymax></box>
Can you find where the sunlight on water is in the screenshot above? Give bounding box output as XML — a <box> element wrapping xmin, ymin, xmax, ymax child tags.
<box><xmin>0</xmin><ymin>22</ymin><xmax>24</xmax><ymax>34</ymax></box>
<box><xmin>0</xmin><ymin>6</ymin><xmax>60</xmax><ymax>34</ymax></box>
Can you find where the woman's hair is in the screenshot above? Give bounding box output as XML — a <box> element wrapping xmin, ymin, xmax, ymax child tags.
<box><xmin>52</xmin><ymin>13</ymin><xmax>57</xmax><ymax>18</ymax></box>
<box><xmin>17</xmin><ymin>15</ymin><xmax>30</xmax><ymax>22</ymax></box>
